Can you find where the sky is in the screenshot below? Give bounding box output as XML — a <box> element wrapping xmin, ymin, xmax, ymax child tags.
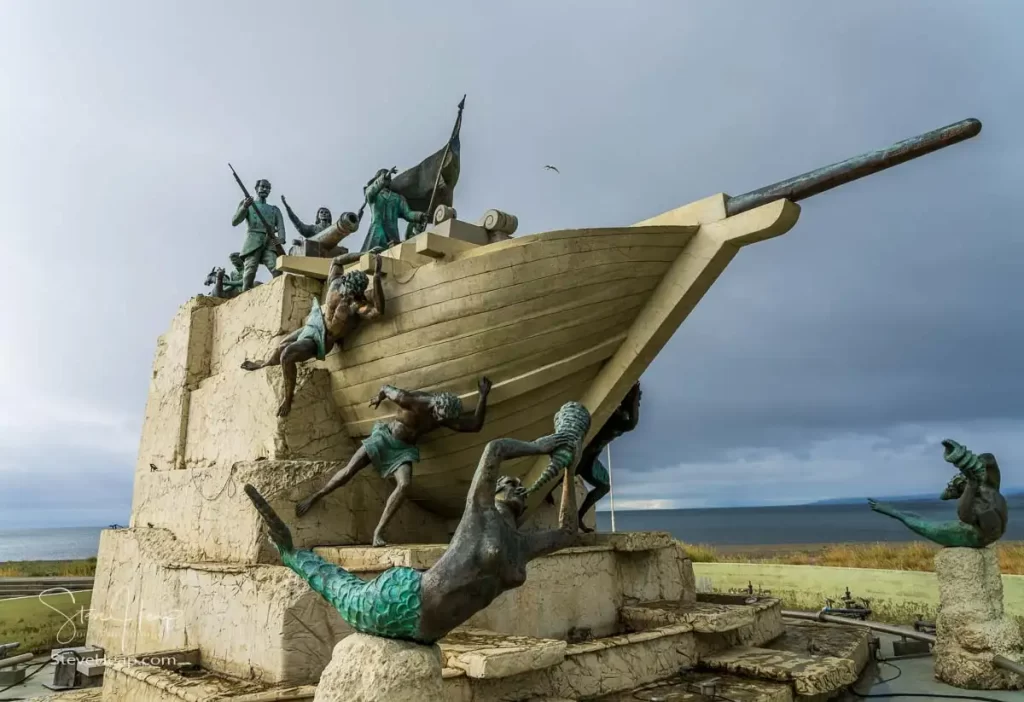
<box><xmin>0</xmin><ymin>1</ymin><xmax>1021</xmax><ymax>528</ymax></box>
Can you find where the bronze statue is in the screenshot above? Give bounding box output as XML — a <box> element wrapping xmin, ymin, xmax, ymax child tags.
<box><xmin>242</xmin><ymin>401</ymin><xmax>588</xmax><ymax>644</ymax></box>
<box><xmin>389</xmin><ymin>95</ymin><xmax>466</xmax><ymax>239</ymax></box>
<box><xmin>358</xmin><ymin>168</ymin><xmax>426</xmax><ymax>252</ymax></box>
<box><xmin>281</xmin><ymin>196</ymin><xmax>332</xmax><ymax>239</ymax></box>
<box><xmin>534</xmin><ymin>382</ymin><xmax>641</xmax><ymax>532</ymax></box>
<box><xmin>282</xmin><ymin>195</ymin><xmax>361</xmax><ymax>256</ymax></box>
<box><xmin>240</xmin><ymin>250</ymin><xmax>385</xmax><ymax>417</ymax></box>
<box><xmin>230</xmin><ymin>173</ymin><xmax>287</xmax><ymax>291</ymax></box>
<box><xmin>203</xmin><ymin>252</ymin><xmax>253</xmax><ymax>299</ymax></box>
<box><xmin>295</xmin><ymin>377</ymin><xmax>492</xmax><ymax>546</ymax></box>
<box><xmin>869</xmin><ymin>439</ymin><xmax>1008</xmax><ymax>548</ymax></box>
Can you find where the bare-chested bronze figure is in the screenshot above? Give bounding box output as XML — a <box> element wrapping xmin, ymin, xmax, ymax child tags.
<box><xmin>240</xmin><ymin>248</ymin><xmax>385</xmax><ymax>417</ymax></box>
<box><xmin>242</xmin><ymin>401</ymin><xmax>589</xmax><ymax>644</ymax></box>
<box><xmin>296</xmin><ymin>377</ymin><xmax>493</xmax><ymax>546</ymax></box>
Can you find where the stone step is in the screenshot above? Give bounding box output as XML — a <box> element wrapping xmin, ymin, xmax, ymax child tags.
<box><xmin>443</xmin><ymin>622</ymin><xmax>697</xmax><ymax>700</ymax></box>
<box><xmin>622</xmin><ymin>599</ymin><xmax>766</xmax><ymax>633</ymax></box>
<box><xmin>700</xmin><ymin>645</ymin><xmax>859</xmax><ymax>699</ymax></box>
<box><xmin>439</xmin><ymin>627</ymin><xmax>566</xmax><ymax>679</ymax></box>
<box><xmin>764</xmin><ymin>620</ymin><xmax>871</xmax><ymax>674</ymax></box>
<box><xmin>595</xmin><ymin>671</ymin><xmax>793</xmax><ymax>702</ymax></box>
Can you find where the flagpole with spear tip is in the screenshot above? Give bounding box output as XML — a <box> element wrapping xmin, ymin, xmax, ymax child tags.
<box><xmin>424</xmin><ymin>95</ymin><xmax>466</xmax><ymax>227</ymax></box>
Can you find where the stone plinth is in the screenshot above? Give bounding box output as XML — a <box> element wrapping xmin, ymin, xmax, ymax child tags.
<box><xmin>934</xmin><ymin>546</ymin><xmax>1024</xmax><ymax>690</ymax></box>
<box><xmin>314</xmin><ymin>634</ymin><xmax>443</xmax><ymax>702</ymax></box>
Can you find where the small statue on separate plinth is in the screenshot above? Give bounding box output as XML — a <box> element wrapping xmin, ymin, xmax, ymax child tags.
<box><xmin>240</xmin><ymin>250</ymin><xmax>384</xmax><ymax>417</ymax></box>
<box><xmin>295</xmin><ymin>377</ymin><xmax>493</xmax><ymax>547</ymax></box>
<box><xmin>203</xmin><ymin>252</ymin><xmax>253</xmax><ymax>299</ymax></box>
<box><xmin>358</xmin><ymin>167</ymin><xmax>427</xmax><ymax>252</ymax></box>
<box><xmin>533</xmin><ymin>382</ymin><xmax>641</xmax><ymax>532</ymax></box>
<box><xmin>868</xmin><ymin>439</ymin><xmax>1007</xmax><ymax>547</ymax></box>
<box><xmin>242</xmin><ymin>401</ymin><xmax>588</xmax><ymax>644</ymax></box>
<box><xmin>869</xmin><ymin>440</ymin><xmax>1022</xmax><ymax>690</ymax></box>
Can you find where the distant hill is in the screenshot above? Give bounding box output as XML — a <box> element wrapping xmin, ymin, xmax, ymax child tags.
<box><xmin>810</xmin><ymin>489</ymin><xmax>1024</xmax><ymax>506</ymax></box>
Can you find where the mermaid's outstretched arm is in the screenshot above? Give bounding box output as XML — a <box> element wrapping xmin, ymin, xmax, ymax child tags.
<box><xmin>467</xmin><ymin>436</ymin><xmax>562</xmax><ymax>509</ymax></box>
<box><xmin>867</xmin><ymin>498</ymin><xmax>984</xmax><ymax>548</ymax></box>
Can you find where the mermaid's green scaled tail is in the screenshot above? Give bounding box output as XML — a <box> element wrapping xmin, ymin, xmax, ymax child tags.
<box><xmin>280</xmin><ymin>550</ymin><xmax>425</xmax><ymax>641</ymax></box>
<box><xmin>873</xmin><ymin>500</ymin><xmax>985</xmax><ymax>548</ymax></box>
<box><xmin>243</xmin><ymin>483</ymin><xmax>426</xmax><ymax>642</ymax></box>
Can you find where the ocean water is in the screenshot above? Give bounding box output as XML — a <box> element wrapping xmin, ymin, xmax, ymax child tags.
<box><xmin>3</xmin><ymin>496</ymin><xmax>1023</xmax><ymax>561</ymax></box>
<box><xmin>595</xmin><ymin>495</ymin><xmax>1024</xmax><ymax>545</ymax></box>
<box><xmin>0</xmin><ymin>526</ymin><xmax>104</xmax><ymax>563</ymax></box>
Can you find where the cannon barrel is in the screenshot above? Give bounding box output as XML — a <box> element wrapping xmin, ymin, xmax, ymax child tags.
<box><xmin>725</xmin><ymin>118</ymin><xmax>982</xmax><ymax>217</ymax></box>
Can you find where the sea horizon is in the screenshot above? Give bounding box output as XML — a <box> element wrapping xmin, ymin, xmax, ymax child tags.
<box><xmin>4</xmin><ymin>495</ymin><xmax>1023</xmax><ymax>562</ymax></box>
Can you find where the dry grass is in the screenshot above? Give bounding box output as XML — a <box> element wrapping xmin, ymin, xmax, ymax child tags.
<box><xmin>0</xmin><ymin>558</ymin><xmax>97</xmax><ymax>578</ymax></box>
<box><xmin>679</xmin><ymin>541</ymin><xmax>1024</xmax><ymax>574</ymax></box>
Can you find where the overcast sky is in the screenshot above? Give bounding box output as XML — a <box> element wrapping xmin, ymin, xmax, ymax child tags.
<box><xmin>1</xmin><ymin>1</ymin><xmax>1021</xmax><ymax>528</ymax></box>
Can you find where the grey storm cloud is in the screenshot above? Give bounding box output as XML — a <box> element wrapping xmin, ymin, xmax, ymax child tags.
<box><xmin>0</xmin><ymin>0</ymin><xmax>1021</xmax><ymax>525</ymax></box>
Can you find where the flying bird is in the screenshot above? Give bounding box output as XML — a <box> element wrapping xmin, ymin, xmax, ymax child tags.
<box><xmin>543</xmin><ymin>164</ymin><xmax>560</xmax><ymax>174</ymax></box>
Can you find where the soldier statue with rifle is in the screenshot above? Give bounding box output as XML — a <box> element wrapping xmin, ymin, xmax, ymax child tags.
<box><xmin>229</xmin><ymin>165</ymin><xmax>287</xmax><ymax>291</ymax></box>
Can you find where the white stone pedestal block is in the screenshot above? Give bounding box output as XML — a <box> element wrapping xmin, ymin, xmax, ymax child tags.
<box><xmin>313</xmin><ymin>633</ymin><xmax>443</xmax><ymax>702</ymax></box>
<box><xmin>934</xmin><ymin>546</ymin><xmax>1024</xmax><ymax>689</ymax></box>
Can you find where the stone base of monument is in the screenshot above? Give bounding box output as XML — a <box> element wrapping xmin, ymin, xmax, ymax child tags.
<box><xmin>313</xmin><ymin>634</ymin><xmax>443</xmax><ymax>702</ymax></box>
<box><xmin>933</xmin><ymin>546</ymin><xmax>1024</xmax><ymax>690</ymax></box>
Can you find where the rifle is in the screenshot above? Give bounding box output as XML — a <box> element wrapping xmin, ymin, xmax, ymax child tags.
<box><xmin>228</xmin><ymin>163</ymin><xmax>286</xmax><ymax>257</ymax></box>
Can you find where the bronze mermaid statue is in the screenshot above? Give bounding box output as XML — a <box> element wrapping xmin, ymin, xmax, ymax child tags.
<box><xmin>243</xmin><ymin>401</ymin><xmax>592</xmax><ymax>643</ymax></box>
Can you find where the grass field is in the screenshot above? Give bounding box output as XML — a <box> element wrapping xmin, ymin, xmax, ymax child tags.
<box><xmin>0</xmin><ymin>557</ymin><xmax>97</xmax><ymax>578</ymax></box>
<box><xmin>682</xmin><ymin>540</ymin><xmax>1024</xmax><ymax>573</ymax></box>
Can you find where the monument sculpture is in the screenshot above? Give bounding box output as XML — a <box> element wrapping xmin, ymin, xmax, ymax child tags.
<box><xmin>295</xmin><ymin>377</ymin><xmax>494</xmax><ymax>546</ymax></box>
<box><xmin>203</xmin><ymin>252</ymin><xmax>250</xmax><ymax>299</ymax></box>
<box><xmin>532</xmin><ymin>381</ymin><xmax>641</xmax><ymax>531</ymax></box>
<box><xmin>869</xmin><ymin>439</ymin><xmax>1021</xmax><ymax>689</ymax></box>
<box><xmin>240</xmin><ymin>250</ymin><xmax>384</xmax><ymax>417</ymax></box>
<box><xmin>868</xmin><ymin>439</ymin><xmax>1007</xmax><ymax>548</ymax></box>
<box><xmin>80</xmin><ymin>116</ymin><xmax>997</xmax><ymax>702</ymax></box>
<box><xmin>229</xmin><ymin>168</ymin><xmax>287</xmax><ymax>291</ymax></box>
<box><xmin>282</xmin><ymin>196</ymin><xmax>363</xmax><ymax>257</ymax></box>
<box><xmin>358</xmin><ymin>167</ymin><xmax>427</xmax><ymax>252</ymax></box>
<box><xmin>282</xmin><ymin>196</ymin><xmax>333</xmax><ymax>239</ymax></box>
<box><xmin>246</xmin><ymin>402</ymin><xmax>587</xmax><ymax>643</ymax></box>
<box><xmin>388</xmin><ymin>95</ymin><xmax>465</xmax><ymax>240</ymax></box>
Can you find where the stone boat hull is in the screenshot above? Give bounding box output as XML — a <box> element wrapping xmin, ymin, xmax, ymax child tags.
<box><xmin>299</xmin><ymin>195</ymin><xmax>801</xmax><ymax>517</ymax></box>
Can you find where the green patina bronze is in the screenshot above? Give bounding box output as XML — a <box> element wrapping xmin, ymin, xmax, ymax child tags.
<box><xmin>525</xmin><ymin>401</ymin><xmax>592</xmax><ymax>495</ymax></box>
<box><xmin>294</xmin><ymin>298</ymin><xmax>328</xmax><ymax>361</ymax></box>
<box><xmin>360</xmin><ymin>168</ymin><xmax>425</xmax><ymax>252</ymax></box>
<box><xmin>362</xmin><ymin>421</ymin><xmax>422</xmax><ymax>479</ymax></box>
<box><xmin>280</xmin><ymin>549</ymin><xmax>425</xmax><ymax>642</ymax></box>
<box><xmin>244</xmin><ymin>485</ymin><xmax>428</xmax><ymax>642</ymax></box>
<box><xmin>868</xmin><ymin>439</ymin><xmax>1009</xmax><ymax>548</ymax></box>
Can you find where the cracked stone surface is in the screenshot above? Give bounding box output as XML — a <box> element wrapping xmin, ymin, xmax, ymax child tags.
<box><xmin>934</xmin><ymin>546</ymin><xmax>1024</xmax><ymax>689</ymax></box>
<box><xmin>766</xmin><ymin>620</ymin><xmax>870</xmax><ymax>674</ymax></box>
<box><xmin>621</xmin><ymin>600</ymin><xmax>757</xmax><ymax>633</ymax></box>
<box><xmin>132</xmin><ymin>460</ymin><xmax>452</xmax><ymax>564</ymax></box>
<box><xmin>700</xmin><ymin>646</ymin><xmax>857</xmax><ymax>697</ymax></box>
<box><xmin>440</xmin><ymin>627</ymin><xmax>567</xmax><ymax>679</ymax></box>
<box><xmin>24</xmin><ymin>693</ymin><xmax>104</xmax><ymax>702</ymax></box>
<box><xmin>596</xmin><ymin>671</ymin><xmax>793</xmax><ymax>702</ymax></box>
<box><xmin>314</xmin><ymin>634</ymin><xmax>443</xmax><ymax>702</ymax></box>
<box><xmin>443</xmin><ymin>624</ymin><xmax>698</xmax><ymax>701</ymax></box>
<box><xmin>86</xmin><ymin>529</ymin><xmax>351</xmax><ymax>685</ymax></box>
